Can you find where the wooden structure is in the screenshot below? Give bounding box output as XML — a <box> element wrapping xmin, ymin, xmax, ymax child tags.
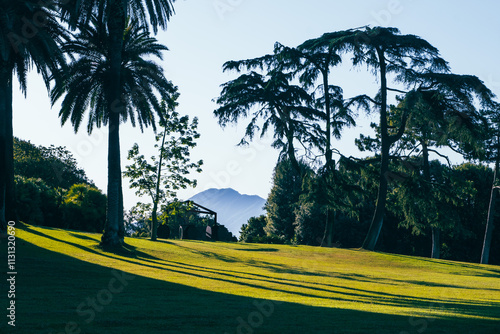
<box><xmin>179</xmin><ymin>201</ymin><xmax>219</xmax><ymax>241</ymax></box>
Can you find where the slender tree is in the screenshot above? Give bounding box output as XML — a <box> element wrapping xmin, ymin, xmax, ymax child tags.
<box><xmin>0</xmin><ymin>0</ymin><xmax>67</xmax><ymax>232</ymax></box>
<box><xmin>124</xmin><ymin>100</ymin><xmax>203</xmax><ymax>241</ymax></box>
<box><xmin>51</xmin><ymin>17</ymin><xmax>176</xmax><ymax>246</ymax></box>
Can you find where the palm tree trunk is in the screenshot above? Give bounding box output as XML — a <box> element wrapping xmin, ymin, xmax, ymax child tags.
<box><xmin>481</xmin><ymin>145</ymin><xmax>499</xmax><ymax>264</ymax></box>
<box><xmin>5</xmin><ymin>72</ymin><xmax>15</xmax><ymax>225</ymax></box>
<box><xmin>101</xmin><ymin>2</ymin><xmax>125</xmax><ymax>247</ymax></box>
<box><xmin>362</xmin><ymin>48</ymin><xmax>388</xmax><ymax>251</ymax></box>
<box><xmin>102</xmin><ymin>112</ymin><xmax>123</xmax><ymax>247</ymax></box>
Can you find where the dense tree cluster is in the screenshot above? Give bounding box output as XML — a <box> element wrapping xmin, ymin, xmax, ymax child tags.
<box><xmin>13</xmin><ymin>138</ymin><xmax>106</xmax><ymax>232</ymax></box>
<box><xmin>219</xmin><ymin>27</ymin><xmax>500</xmax><ymax>264</ymax></box>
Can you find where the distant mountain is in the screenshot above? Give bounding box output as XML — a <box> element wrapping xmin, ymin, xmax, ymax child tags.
<box><xmin>188</xmin><ymin>188</ymin><xmax>266</xmax><ymax>238</ymax></box>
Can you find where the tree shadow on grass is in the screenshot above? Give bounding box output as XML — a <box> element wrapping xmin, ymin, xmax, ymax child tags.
<box><xmin>234</xmin><ymin>247</ymin><xmax>280</xmax><ymax>252</ymax></box>
<box><xmin>4</xmin><ymin>238</ymin><xmax>499</xmax><ymax>334</ymax></box>
<box><xmin>389</xmin><ymin>253</ymin><xmax>500</xmax><ymax>278</ymax></box>
<box><xmin>19</xmin><ymin>226</ymin><xmax>500</xmax><ymax>315</ymax></box>
<box><xmin>10</xmin><ymin>226</ymin><xmax>500</xmax><ymax>334</ymax></box>
<box><xmin>23</xmin><ymin>224</ymin><xmax>162</xmax><ymax>262</ymax></box>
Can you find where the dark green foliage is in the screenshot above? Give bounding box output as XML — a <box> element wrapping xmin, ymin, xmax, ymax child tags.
<box><xmin>264</xmin><ymin>159</ymin><xmax>309</xmax><ymax>242</ymax></box>
<box><xmin>15</xmin><ymin>177</ymin><xmax>107</xmax><ymax>233</ymax></box>
<box><xmin>239</xmin><ymin>215</ymin><xmax>267</xmax><ymax>243</ymax></box>
<box><xmin>13</xmin><ymin>137</ymin><xmax>93</xmax><ymax>189</ymax></box>
<box><xmin>13</xmin><ymin>138</ymin><xmax>106</xmax><ymax>232</ymax></box>
<box><xmin>15</xmin><ymin>176</ymin><xmax>62</xmax><ymax>227</ymax></box>
<box><xmin>61</xmin><ymin>184</ymin><xmax>107</xmax><ymax>232</ymax></box>
<box><xmin>0</xmin><ymin>0</ymin><xmax>68</xmax><ymax>231</ymax></box>
<box><xmin>389</xmin><ymin>160</ymin><xmax>461</xmax><ymax>236</ymax></box>
<box><xmin>447</xmin><ymin>163</ymin><xmax>496</xmax><ymax>262</ymax></box>
<box><xmin>293</xmin><ymin>200</ymin><xmax>325</xmax><ymax>246</ymax></box>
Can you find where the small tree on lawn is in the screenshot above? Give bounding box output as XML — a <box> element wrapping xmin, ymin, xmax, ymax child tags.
<box><xmin>124</xmin><ymin>100</ymin><xmax>203</xmax><ymax>241</ymax></box>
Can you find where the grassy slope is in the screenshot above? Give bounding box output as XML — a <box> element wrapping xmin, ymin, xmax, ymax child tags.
<box><xmin>1</xmin><ymin>223</ymin><xmax>500</xmax><ymax>334</ymax></box>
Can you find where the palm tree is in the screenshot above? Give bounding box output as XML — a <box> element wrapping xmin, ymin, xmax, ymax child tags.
<box><xmin>57</xmin><ymin>0</ymin><xmax>176</xmax><ymax>247</ymax></box>
<box><xmin>51</xmin><ymin>17</ymin><xmax>176</xmax><ymax>246</ymax></box>
<box><xmin>0</xmin><ymin>0</ymin><xmax>66</xmax><ymax>232</ymax></box>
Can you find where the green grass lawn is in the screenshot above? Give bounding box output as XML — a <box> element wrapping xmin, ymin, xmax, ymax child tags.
<box><xmin>1</xmin><ymin>223</ymin><xmax>500</xmax><ymax>333</ymax></box>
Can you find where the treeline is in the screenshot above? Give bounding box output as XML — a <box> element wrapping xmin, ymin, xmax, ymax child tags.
<box><xmin>13</xmin><ymin>138</ymin><xmax>106</xmax><ymax>232</ymax></box>
<box><xmin>216</xmin><ymin>26</ymin><xmax>499</xmax><ymax>264</ymax></box>
<box><xmin>241</xmin><ymin>158</ymin><xmax>499</xmax><ymax>264</ymax></box>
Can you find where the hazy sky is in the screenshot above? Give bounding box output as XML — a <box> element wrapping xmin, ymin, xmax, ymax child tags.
<box><xmin>13</xmin><ymin>0</ymin><xmax>500</xmax><ymax>210</ymax></box>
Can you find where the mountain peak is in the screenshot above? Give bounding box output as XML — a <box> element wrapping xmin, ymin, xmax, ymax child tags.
<box><xmin>189</xmin><ymin>188</ymin><xmax>266</xmax><ymax>237</ymax></box>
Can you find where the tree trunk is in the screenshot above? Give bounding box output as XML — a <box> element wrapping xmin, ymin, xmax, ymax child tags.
<box><xmin>422</xmin><ymin>142</ymin><xmax>440</xmax><ymax>259</ymax></box>
<box><xmin>101</xmin><ymin>3</ymin><xmax>125</xmax><ymax>247</ymax></box>
<box><xmin>321</xmin><ymin>209</ymin><xmax>335</xmax><ymax>247</ymax></box>
<box><xmin>151</xmin><ymin>128</ymin><xmax>167</xmax><ymax>241</ymax></box>
<box><xmin>362</xmin><ymin>48</ymin><xmax>388</xmax><ymax>251</ymax></box>
<box><xmin>431</xmin><ymin>227</ymin><xmax>440</xmax><ymax>259</ymax></box>
<box><xmin>101</xmin><ymin>111</ymin><xmax>123</xmax><ymax>247</ymax></box>
<box><xmin>322</xmin><ymin>69</ymin><xmax>333</xmax><ymax>168</ymax></box>
<box><xmin>362</xmin><ymin>143</ymin><xmax>389</xmax><ymax>250</ymax></box>
<box><xmin>5</xmin><ymin>71</ymin><xmax>15</xmax><ymax>225</ymax></box>
<box><xmin>0</xmin><ymin>66</ymin><xmax>10</xmax><ymax>233</ymax></box>
<box><xmin>481</xmin><ymin>146</ymin><xmax>499</xmax><ymax>264</ymax></box>
<box><xmin>151</xmin><ymin>203</ymin><xmax>158</xmax><ymax>241</ymax></box>
<box><xmin>286</xmin><ymin>131</ymin><xmax>301</xmax><ymax>175</ymax></box>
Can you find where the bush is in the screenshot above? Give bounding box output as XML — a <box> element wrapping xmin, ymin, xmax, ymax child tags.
<box><xmin>15</xmin><ymin>176</ymin><xmax>62</xmax><ymax>227</ymax></box>
<box><xmin>239</xmin><ymin>215</ymin><xmax>267</xmax><ymax>242</ymax></box>
<box><xmin>61</xmin><ymin>184</ymin><xmax>106</xmax><ymax>232</ymax></box>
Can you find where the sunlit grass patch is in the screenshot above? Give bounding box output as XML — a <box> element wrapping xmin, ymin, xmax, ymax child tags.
<box><xmin>4</xmin><ymin>223</ymin><xmax>500</xmax><ymax>334</ymax></box>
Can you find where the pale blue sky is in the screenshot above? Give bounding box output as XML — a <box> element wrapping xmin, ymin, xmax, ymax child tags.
<box><xmin>13</xmin><ymin>0</ymin><xmax>500</xmax><ymax>210</ymax></box>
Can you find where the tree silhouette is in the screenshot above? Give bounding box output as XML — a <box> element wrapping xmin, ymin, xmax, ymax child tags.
<box><xmin>276</xmin><ymin>32</ymin><xmax>357</xmax><ymax>169</ymax></box>
<box><xmin>59</xmin><ymin>0</ymin><xmax>176</xmax><ymax>247</ymax></box>
<box><xmin>51</xmin><ymin>18</ymin><xmax>176</xmax><ymax>246</ymax></box>
<box><xmin>325</xmin><ymin>26</ymin><xmax>449</xmax><ymax>250</ymax></box>
<box><xmin>0</xmin><ymin>0</ymin><xmax>66</xmax><ymax>232</ymax></box>
<box><xmin>215</xmin><ymin>53</ymin><xmax>318</xmax><ymax>174</ymax></box>
<box><xmin>395</xmin><ymin>74</ymin><xmax>495</xmax><ymax>258</ymax></box>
